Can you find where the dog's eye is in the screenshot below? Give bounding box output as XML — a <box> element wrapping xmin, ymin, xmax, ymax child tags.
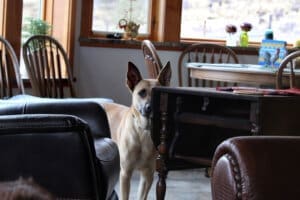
<box><xmin>138</xmin><ymin>89</ymin><xmax>147</xmax><ymax>98</ymax></box>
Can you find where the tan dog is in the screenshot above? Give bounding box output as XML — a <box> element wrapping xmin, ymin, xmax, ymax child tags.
<box><xmin>102</xmin><ymin>61</ymin><xmax>171</xmax><ymax>200</ymax></box>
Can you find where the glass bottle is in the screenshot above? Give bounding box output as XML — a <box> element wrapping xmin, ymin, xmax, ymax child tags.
<box><xmin>240</xmin><ymin>31</ymin><xmax>248</xmax><ymax>47</ymax></box>
<box><xmin>239</xmin><ymin>22</ymin><xmax>252</xmax><ymax>47</ymax></box>
<box><xmin>226</xmin><ymin>33</ymin><xmax>237</xmax><ymax>46</ymax></box>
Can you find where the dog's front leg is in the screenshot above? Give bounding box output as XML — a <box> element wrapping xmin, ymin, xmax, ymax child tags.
<box><xmin>137</xmin><ymin>167</ymin><xmax>155</xmax><ymax>200</ymax></box>
<box><xmin>120</xmin><ymin>167</ymin><xmax>133</xmax><ymax>200</ymax></box>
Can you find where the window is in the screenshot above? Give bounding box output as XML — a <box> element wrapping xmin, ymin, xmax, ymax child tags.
<box><xmin>81</xmin><ymin>0</ymin><xmax>299</xmax><ymax>47</ymax></box>
<box><xmin>0</xmin><ymin>0</ymin><xmax>76</xmax><ymax>85</ymax></box>
<box><xmin>81</xmin><ymin>0</ymin><xmax>181</xmax><ymax>44</ymax></box>
<box><xmin>22</xmin><ymin>0</ymin><xmax>44</xmax><ymax>43</ymax></box>
<box><xmin>0</xmin><ymin>0</ymin><xmax>76</xmax><ymax>66</ymax></box>
<box><xmin>92</xmin><ymin>0</ymin><xmax>151</xmax><ymax>35</ymax></box>
<box><xmin>22</xmin><ymin>0</ymin><xmax>43</xmax><ymax>19</ymax></box>
<box><xmin>20</xmin><ymin>0</ymin><xmax>45</xmax><ymax>77</ymax></box>
<box><xmin>181</xmin><ymin>0</ymin><xmax>300</xmax><ymax>44</ymax></box>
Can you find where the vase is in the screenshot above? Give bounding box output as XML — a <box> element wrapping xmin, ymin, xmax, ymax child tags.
<box><xmin>240</xmin><ymin>31</ymin><xmax>249</xmax><ymax>47</ymax></box>
<box><xmin>226</xmin><ymin>33</ymin><xmax>237</xmax><ymax>46</ymax></box>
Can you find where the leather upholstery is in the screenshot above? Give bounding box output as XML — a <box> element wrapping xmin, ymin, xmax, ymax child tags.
<box><xmin>0</xmin><ymin>99</ymin><xmax>120</xmax><ymax>200</ymax></box>
<box><xmin>0</xmin><ymin>99</ymin><xmax>112</xmax><ymax>138</ymax></box>
<box><xmin>211</xmin><ymin>136</ymin><xmax>300</xmax><ymax>200</ymax></box>
<box><xmin>0</xmin><ymin>114</ymin><xmax>103</xmax><ymax>199</ymax></box>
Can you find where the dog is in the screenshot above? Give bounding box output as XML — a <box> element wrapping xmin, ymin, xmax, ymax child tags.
<box><xmin>102</xmin><ymin>61</ymin><xmax>171</xmax><ymax>200</ymax></box>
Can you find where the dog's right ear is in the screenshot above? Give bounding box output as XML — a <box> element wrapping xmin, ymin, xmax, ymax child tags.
<box><xmin>127</xmin><ymin>62</ymin><xmax>142</xmax><ymax>92</ymax></box>
<box><xmin>158</xmin><ymin>61</ymin><xmax>172</xmax><ymax>86</ymax></box>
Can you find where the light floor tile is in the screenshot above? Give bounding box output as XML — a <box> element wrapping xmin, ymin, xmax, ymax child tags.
<box><xmin>115</xmin><ymin>168</ymin><xmax>211</xmax><ymax>200</ymax></box>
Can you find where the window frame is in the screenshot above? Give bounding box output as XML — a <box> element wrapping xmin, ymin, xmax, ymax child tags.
<box><xmin>81</xmin><ymin>0</ymin><xmax>238</xmax><ymax>47</ymax></box>
<box><xmin>0</xmin><ymin>0</ymin><xmax>76</xmax><ymax>66</ymax></box>
<box><xmin>80</xmin><ymin>0</ymin><xmax>182</xmax><ymax>46</ymax></box>
<box><xmin>80</xmin><ymin>0</ymin><xmax>296</xmax><ymax>50</ymax></box>
<box><xmin>0</xmin><ymin>0</ymin><xmax>23</xmax><ymax>59</ymax></box>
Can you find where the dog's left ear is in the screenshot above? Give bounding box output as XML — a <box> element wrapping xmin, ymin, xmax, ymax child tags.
<box><xmin>157</xmin><ymin>61</ymin><xmax>172</xmax><ymax>86</ymax></box>
<box><xmin>127</xmin><ymin>61</ymin><xmax>143</xmax><ymax>92</ymax></box>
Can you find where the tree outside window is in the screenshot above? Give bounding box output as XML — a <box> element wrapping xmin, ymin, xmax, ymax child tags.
<box><xmin>181</xmin><ymin>0</ymin><xmax>300</xmax><ymax>44</ymax></box>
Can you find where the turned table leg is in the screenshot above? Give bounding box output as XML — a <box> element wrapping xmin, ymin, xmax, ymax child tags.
<box><xmin>156</xmin><ymin>108</ymin><xmax>168</xmax><ymax>200</ymax></box>
<box><xmin>156</xmin><ymin>151</ymin><xmax>167</xmax><ymax>200</ymax></box>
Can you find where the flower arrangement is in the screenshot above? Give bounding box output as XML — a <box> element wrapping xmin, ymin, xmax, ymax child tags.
<box><xmin>225</xmin><ymin>24</ymin><xmax>237</xmax><ymax>46</ymax></box>
<box><xmin>240</xmin><ymin>22</ymin><xmax>252</xmax><ymax>32</ymax></box>
<box><xmin>118</xmin><ymin>0</ymin><xmax>140</xmax><ymax>39</ymax></box>
<box><xmin>225</xmin><ymin>24</ymin><xmax>237</xmax><ymax>34</ymax></box>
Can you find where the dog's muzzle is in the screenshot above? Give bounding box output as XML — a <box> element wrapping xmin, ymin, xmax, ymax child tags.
<box><xmin>141</xmin><ymin>103</ymin><xmax>152</xmax><ymax>117</ymax></box>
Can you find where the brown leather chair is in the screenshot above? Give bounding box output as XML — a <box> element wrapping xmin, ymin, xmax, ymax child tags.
<box><xmin>211</xmin><ymin>136</ymin><xmax>300</xmax><ymax>200</ymax></box>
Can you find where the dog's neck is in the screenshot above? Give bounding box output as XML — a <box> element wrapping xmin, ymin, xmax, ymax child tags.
<box><xmin>131</xmin><ymin>107</ymin><xmax>151</xmax><ymax>131</ymax></box>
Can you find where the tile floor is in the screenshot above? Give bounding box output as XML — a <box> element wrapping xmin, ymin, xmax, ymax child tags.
<box><xmin>115</xmin><ymin>168</ymin><xmax>212</xmax><ymax>200</ymax></box>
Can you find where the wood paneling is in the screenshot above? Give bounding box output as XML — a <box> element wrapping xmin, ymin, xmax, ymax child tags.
<box><xmin>0</xmin><ymin>0</ymin><xmax>22</xmax><ymax>59</ymax></box>
<box><xmin>162</xmin><ymin>0</ymin><xmax>181</xmax><ymax>42</ymax></box>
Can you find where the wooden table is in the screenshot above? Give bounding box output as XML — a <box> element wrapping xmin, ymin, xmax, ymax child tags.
<box><xmin>186</xmin><ymin>63</ymin><xmax>300</xmax><ymax>86</ymax></box>
<box><xmin>151</xmin><ymin>86</ymin><xmax>300</xmax><ymax>200</ymax></box>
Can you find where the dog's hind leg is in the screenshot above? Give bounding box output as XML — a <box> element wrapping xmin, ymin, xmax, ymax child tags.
<box><xmin>120</xmin><ymin>167</ymin><xmax>133</xmax><ymax>200</ymax></box>
<box><xmin>137</xmin><ymin>167</ymin><xmax>155</xmax><ymax>200</ymax></box>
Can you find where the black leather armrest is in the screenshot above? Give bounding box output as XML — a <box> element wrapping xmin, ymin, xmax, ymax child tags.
<box><xmin>94</xmin><ymin>138</ymin><xmax>120</xmax><ymax>200</ymax></box>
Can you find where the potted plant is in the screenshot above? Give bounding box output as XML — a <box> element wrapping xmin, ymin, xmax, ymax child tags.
<box><xmin>22</xmin><ymin>17</ymin><xmax>52</xmax><ymax>44</ymax></box>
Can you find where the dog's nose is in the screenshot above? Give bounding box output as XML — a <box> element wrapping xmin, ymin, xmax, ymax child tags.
<box><xmin>144</xmin><ymin>103</ymin><xmax>152</xmax><ymax>115</ymax></box>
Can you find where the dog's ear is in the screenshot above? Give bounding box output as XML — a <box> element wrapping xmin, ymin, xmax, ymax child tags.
<box><xmin>157</xmin><ymin>61</ymin><xmax>172</xmax><ymax>86</ymax></box>
<box><xmin>127</xmin><ymin>62</ymin><xmax>142</xmax><ymax>92</ymax></box>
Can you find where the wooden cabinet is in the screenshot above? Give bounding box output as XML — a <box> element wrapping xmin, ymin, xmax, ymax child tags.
<box><xmin>151</xmin><ymin>86</ymin><xmax>300</xmax><ymax>200</ymax></box>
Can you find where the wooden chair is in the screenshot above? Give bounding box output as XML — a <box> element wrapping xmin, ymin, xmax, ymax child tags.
<box><xmin>276</xmin><ymin>50</ymin><xmax>300</xmax><ymax>89</ymax></box>
<box><xmin>141</xmin><ymin>40</ymin><xmax>164</xmax><ymax>78</ymax></box>
<box><xmin>0</xmin><ymin>36</ymin><xmax>25</xmax><ymax>98</ymax></box>
<box><xmin>178</xmin><ymin>43</ymin><xmax>239</xmax><ymax>87</ymax></box>
<box><xmin>22</xmin><ymin>35</ymin><xmax>76</xmax><ymax>98</ymax></box>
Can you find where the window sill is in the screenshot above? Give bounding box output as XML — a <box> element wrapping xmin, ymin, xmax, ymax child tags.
<box><xmin>79</xmin><ymin>37</ymin><xmax>299</xmax><ymax>56</ymax></box>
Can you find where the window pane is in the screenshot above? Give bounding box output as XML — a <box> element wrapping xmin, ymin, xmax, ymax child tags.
<box><xmin>21</xmin><ymin>0</ymin><xmax>43</xmax><ymax>78</ymax></box>
<box><xmin>92</xmin><ymin>0</ymin><xmax>151</xmax><ymax>35</ymax></box>
<box><xmin>181</xmin><ymin>0</ymin><xmax>300</xmax><ymax>44</ymax></box>
<box><xmin>22</xmin><ymin>0</ymin><xmax>43</xmax><ymax>21</ymax></box>
<box><xmin>22</xmin><ymin>0</ymin><xmax>44</xmax><ymax>42</ymax></box>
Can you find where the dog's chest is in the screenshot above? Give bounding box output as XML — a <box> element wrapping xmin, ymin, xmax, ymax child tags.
<box><xmin>138</xmin><ymin>129</ymin><xmax>155</xmax><ymax>155</ymax></box>
<box><xmin>136</xmin><ymin>131</ymin><xmax>156</xmax><ymax>167</ymax></box>
<box><xmin>119</xmin><ymin>115</ymin><xmax>156</xmax><ymax>168</ymax></box>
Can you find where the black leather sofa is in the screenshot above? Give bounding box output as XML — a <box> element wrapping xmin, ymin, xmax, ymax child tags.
<box><xmin>0</xmin><ymin>99</ymin><xmax>120</xmax><ymax>200</ymax></box>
